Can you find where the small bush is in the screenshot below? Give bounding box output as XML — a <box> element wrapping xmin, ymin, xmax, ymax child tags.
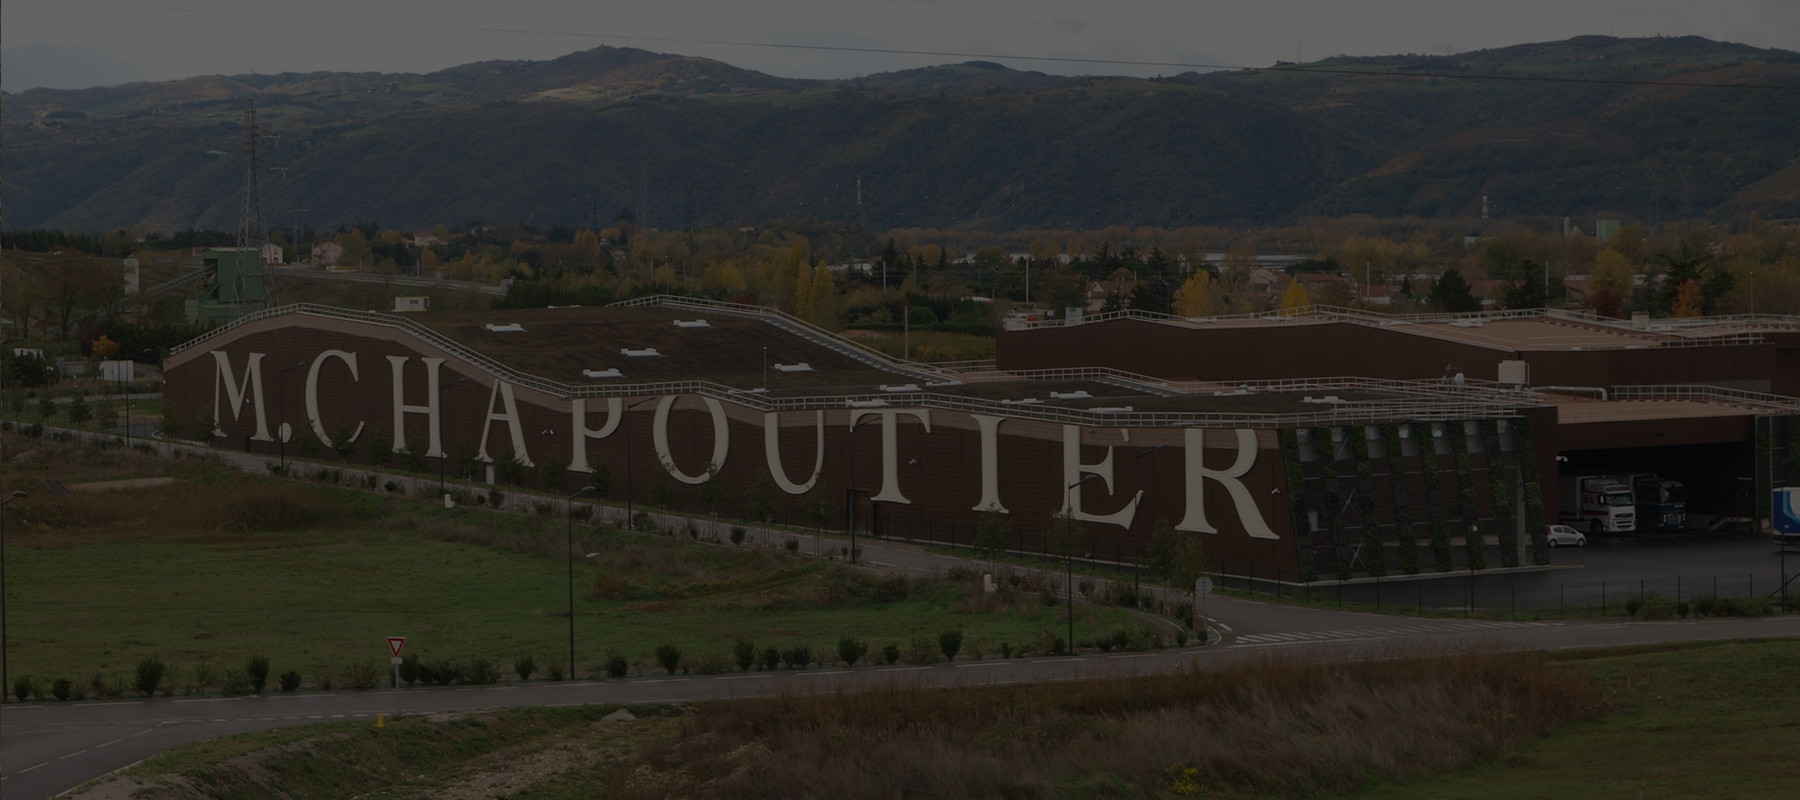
<box><xmin>221</xmin><ymin>669</ymin><xmax>253</xmax><ymax>696</ymax></box>
<box><xmin>631</xmin><ymin>511</ymin><xmax>654</xmax><ymax>531</ymax></box>
<box><xmin>730</xmin><ymin>526</ymin><xmax>746</xmax><ymax>545</ymax></box>
<box><xmin>14</xmin><ymin>675</ymin><xmax>36</xmax><ymax>703</ymax></box>
<box><xmin>938</xmin><ymin>630</ymin><xmax>963</xmax><ymax>662</ymax></box>
<box><xmin>760</xmin><ymin>647</ymin><xmax>782</xmax><ymax>671</ymax></box>
<box><xmin>1718</xmin><ymin>596</ymin><xmax>1770</xmax><ymax>617</ymax></box>
<box><xmin>542</xmin><ymin>657</ymin><xmax>566</xmax><ymax>681</ymax></box>
<box><xmin>279</xmin><ymin>671</ymin><xmax>302</xmax><ymax>692</ymax></box>
<box><xmin>136</xmin><ymin>657</ymin><xmax>167</xmax><ymax>697</ymax></box>
<box><xmin>1694</xmin><ymin>595</ymin><xmax>1717</xmax><ymax>617</ymax></box>
<box><xmin>399</xmin><ymin>653</ymin><xmax>421</xmax><ymax>686</ymax></box>
<box><xmin>904</xmin><ymin>636</ymin><xmax>938</xmax><ymax>665</ymax></box>
<box><xmin>999</xmin><ymin>642</ymin><xmax>1013</xmax><ymax>659</ymax></box>
<box><xmin>514</xmin><ymin>654</ymin><xmax>536</xmax><ymax>682</ymax></box>
<box><xmin>346</xmin><ymin>662</ymin><xmax>382</xmax><ymax>690</ymax></box>
<box><xmin>837</xmin><ymin>637</ymin><xmax>868</xmax><ymax>667</ymax></box>
<box><xmin>882</xmin><ymin>643</ymin><xmax>901</xmax><ymax>665</ymax></box>
<box><xmin>1052</xmin><ymin>638</ymin><xmax>1067</xmax><ymax>656</ymax></box>
<box><xmin>52</xmin><ymin>677</ymin><xmax>73</xmax><ymax>701</ymax></box>
<box><xmin>1677</xmin><ymin>601</ymin><xmax>1691</xmax><ymax>619</ymax></box>
<box><xmin>607</xmin><ymin>654</ymin><xmax>630</xmax><ymax>678</ymax></box>
<box><xmin>465</xmin><ymin>658</ymin><xmax>502</xmax><ymax>685</ymax></box>
<box><xmin>420</xmin><ymin>659</ymin><xmax>454</xmax><ymax>686</ymax></box>
<box><xmin>245</xmin><ymin>654</ymin><xmax>271</xmax><ymax>693</ymax></box>
<box><xmin>696</xmin><ymin>653</ymin><xmax>732</xmax><ymax>675</ymax></box>
<box><xmin>782</xmin><ymin>644</ymin><xmax>813</xmax><ymax>669</ymax></box>
<box><xmin>734</xmin><ymin>640</ymin><xmax>756</xmax><ymax>672</ymax></box>
<box><xmin>1624</xmin><ymin>595</ymin><xmax>1643</xmax><ymax>617</ymax></box>
<box><xmin>655</xmin><ymin>644</ymin><xmax>683</xmax><ymax>674</ymax></box>
<box><xmin>385</xmin><ymin>480</ymin><xmax>402</xmax><ymax>493</ymax></box>
<box><xmin>785</xmin><ymin>537</ymin><xmax>800</xmax><ymax>553</ymax></box>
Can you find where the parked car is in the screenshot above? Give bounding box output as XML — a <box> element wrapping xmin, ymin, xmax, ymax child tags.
<box><xmin>1546</xmin><ymin>524</ymin><xmax>1587</xmax><ymax>547</ymax></box>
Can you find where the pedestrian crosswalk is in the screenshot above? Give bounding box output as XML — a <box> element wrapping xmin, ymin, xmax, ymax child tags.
<box><xmin>1229</xmin><ymin>619</ymin><xmax>1560</xmax><ymax>646</ymax></box>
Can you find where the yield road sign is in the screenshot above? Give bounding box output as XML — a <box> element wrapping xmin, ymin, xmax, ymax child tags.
<box><xmin>388</xmin><ymin>636</ymin><xmax>407</xmax><ymax>658</ymax></box>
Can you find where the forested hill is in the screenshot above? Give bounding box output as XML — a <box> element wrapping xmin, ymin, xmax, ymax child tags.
<box><xmin>5</xmin><ymin>35</ymin><xmax>1799</xmax><ymax>232</ymax></box>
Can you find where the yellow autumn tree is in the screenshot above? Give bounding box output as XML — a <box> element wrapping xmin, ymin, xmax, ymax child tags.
<box><xmin>1171</xmin><ymin>270</ymin><xmax>1218</xmax><ymax>317</ymax></box>
<box><xmin>92</xmin><ymin>334</ymin><xmax>120</xmax><ymax>359</ymax></box>
<box><xmin>806</xmin><ymin>262</ymin><xmax>839</xmax><ymax>326</ymax></box>
<box><xmin>1590</xmin><ymin>249</ymin><xmax>1634</xmax><ymax>296</ymax></box>
<box><xmin>1671</xmin><ymin>279</ymin><xmax>1704</xmax><ymax>318</ymax></box>
<box><xmin>1280</xmin><ymin>280</ymin><xmax>1312</xmax><ymax>311</ymax></box>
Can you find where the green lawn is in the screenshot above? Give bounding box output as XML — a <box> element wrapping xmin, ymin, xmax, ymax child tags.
<box><xmin>1351</xmin><ymin>640</ymin><xmax>1800</xmax><ymax>799</ymax></box>
<box><xmin>2</xmin><ymin>435</ymin><xmax>1151</xmax><ymax>693</ymax></box>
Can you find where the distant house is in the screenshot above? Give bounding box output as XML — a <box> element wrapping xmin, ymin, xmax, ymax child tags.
<box><xmin>1246</xmin><ymin>267</ymin><xmax>1285</xmax><ymax>295</ymax></box>
<box><xmin>392</xmin><ymin>296</ymin><xmax>430</xmax><ymax>312</ymax></box>
<box><xmin>260</xmin><ymin>242</ymin><xmax>284</xmax><ymax>266</ymax></box>
<box><xmin>1085</xmin><ymin>279</ymin><xmax>1136</xmax><ymax>311</ymax></box>
<box><xmin>313</xmin><ymin>241</ymin><xmax>344</xmax><ymax>267</ymax></box>
<box><xmin>1471</xmin><ymin>279</ymin><xmax>1510</xmax><ymax>307</ymax></box>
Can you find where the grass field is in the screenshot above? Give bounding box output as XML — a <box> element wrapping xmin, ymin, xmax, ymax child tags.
<box><xmin>1</xmin><ymin>432</ymin><xmax>1151</xmax><ymax>696</ymax></box>
<box><xmin>77</xmin><ymin>639</ymin><xmax>1800</xmax><ymax>799</ymax></box>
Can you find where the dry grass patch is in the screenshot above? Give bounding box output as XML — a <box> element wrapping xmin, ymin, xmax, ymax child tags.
<box><xmin>612</xmin><ymin>648</ymin><xmax>1602</xmax><ymax>799</ymax></box>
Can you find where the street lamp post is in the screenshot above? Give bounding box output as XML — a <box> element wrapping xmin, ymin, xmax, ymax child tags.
<box><xmin>1132</xmin><ymin>443</ymin><xmax>1168</xmax><ymax>598</ymax></box>
<box><xmin>119</xmin><ymin>349</ymin><xmax>155</xmax><ymax>445</ymax></box>
<box><xmin>438</xmin><ymin>377</ymin><xmax>469</xmax><ymax>498</ymax></box>
<box><xmin>567</xmin><ymin>485</ymin><xmax>596</xmax><ymax>674</ymax></box>
<box><xmin>2</xmin><ymin>490</ymin><xmax>27</xmax><ymax>699</ymax></box>
<box><xmin>846</xmin><ymin>417</ymin><xmax>875</xmax><ymax>564</ymax></box>
<box><xmin>1061</xmin><ymin>475</ymin><xmax>1101</xmax><ymax>652</ymax></box>
<box><xmin>278</xmin><ymin>360</ymin><xmax>308</xmax><ymax>473</ymax></box>
<box><xmin>623</xmin><ymin>398</ymin><xmax>656</xmax><ymax>529</ymax></box>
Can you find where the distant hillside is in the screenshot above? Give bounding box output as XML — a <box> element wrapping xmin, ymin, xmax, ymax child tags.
<box><xmin>4</xmin><ymin>36</ymin><xmax>1798</xmax><ymax>232</ymax></box>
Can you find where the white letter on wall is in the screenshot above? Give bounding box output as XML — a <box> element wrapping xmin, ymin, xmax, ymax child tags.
<box><xmin>652</xmin><ymin>395</ymin><xmax>729</xmax><ymax>484</ymax></box>
<box><xmin>849</xmin><ymin>409</ymin><xmax>931</xmax><ymax>504</ymax></box>
<box><xmin>1061</xmin><ymin>425</ymin><xmax>1142</xmax><ymax>528</ymax></box>
<box><xmin>1178</xmin><ymin>428</ymin><xmax>1278</xmax><ymax>539</ymax></box>
<box><xmin>569</xmin><ymin>398</ymin><xmax>622</xmax><ymax>474</ymax></box>
<box><xmin>763</xmin><ymin>411</ymin><xmax>825</xmax><ymax>494</ymax></box>
<box><xmin>477</xmin><ymin>380</ymin><xmax>533</xmax><ymax>467</ymax></box>
<box><xmin>304</xmin><ymin>350</ymin><xmax>363</xmax><ymax>449</ymax></box>
<box><xmin>211</xmin><ymin>351</ymin><xmax>270</xmax><ymax>440</ymax></box>
<box><xmin>386</xmin><ymin>356</ymin><xmax>444</xmax><ymax>457</ymax></box>
<box><xmin>970</xmin><ymin>414</ymin><xmax>1009</xmax><ymax>513</ymax></box>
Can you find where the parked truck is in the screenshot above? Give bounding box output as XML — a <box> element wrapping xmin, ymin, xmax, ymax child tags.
<box><xmin>1558</xmin><ymin>475</ymin><xmax>1636</xmax><ymax>534</ymax></box>
<box><xmin>1611</xmin><ymin>473</ymin><xmax>1687</xmax><ymax>532</ymax></box>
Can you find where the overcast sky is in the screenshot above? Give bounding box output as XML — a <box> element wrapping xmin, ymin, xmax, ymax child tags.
<box><xmin>5</xmin><ymin>1</ymin><xmax>1799</xmax><ymax>92</ymax></box>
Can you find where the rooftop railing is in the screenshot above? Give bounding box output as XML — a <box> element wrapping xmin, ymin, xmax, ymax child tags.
<box><xmin>1612</xmin><ymin>384</ymin><xmax>1800</xmax><ymax>412</ymax></box>
<box><xmin>1015</xmin><ymin>305</ymin><xmax>1797</xmax><ymax>347</ymax></box>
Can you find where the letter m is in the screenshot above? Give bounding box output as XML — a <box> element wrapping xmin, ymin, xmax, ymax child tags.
<box><xmin>212</xmin><ymin>351</ymin><xmax>272</xmax><ymax>441</ymax></box>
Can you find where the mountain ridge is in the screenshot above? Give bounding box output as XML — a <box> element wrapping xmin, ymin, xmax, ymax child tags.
<box><xmin>5</xmin><ymin>36</ymin><xmax>1798</xmax><ymax>231</ymax></box>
